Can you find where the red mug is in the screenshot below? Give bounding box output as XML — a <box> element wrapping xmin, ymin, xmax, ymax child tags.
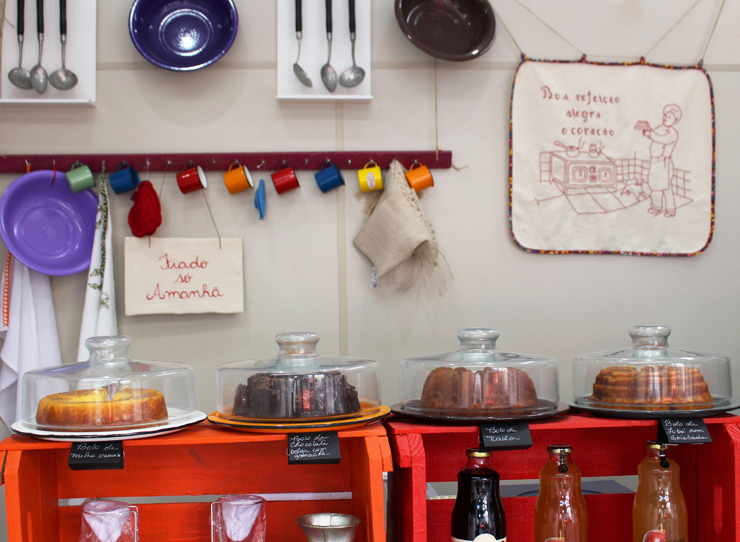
<box><xmin>271</xmin><ymin>164</ymin><xmax>300</xmax><ymax>195</ymax></box>
<box><xmin>177</xmin><ymin>166</ymin><xmax>208</xmax><ymax>194</ymax></box>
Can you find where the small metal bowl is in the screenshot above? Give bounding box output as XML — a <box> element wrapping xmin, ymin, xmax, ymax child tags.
<box><xmin>296</xmin><ymin>514</ymin><xmax>361</xmax><ymax>542</ymax></box>
<box><xmin>129</xmin><ymin>0</ymin><xmax>238</xmax><ymax>71</ymax></box>
<box><xmin>395</xmin><ymin>0</ymin><xmax>497</xmax><ymax>61</ymax></box>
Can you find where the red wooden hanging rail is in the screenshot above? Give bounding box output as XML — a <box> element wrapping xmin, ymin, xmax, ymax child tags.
<box><xmin>0</xmin><ymin>150</ymin><xmax>452</xmax><ymax>174</ymax></box>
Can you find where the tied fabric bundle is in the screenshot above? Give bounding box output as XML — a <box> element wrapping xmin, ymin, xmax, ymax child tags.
<box><xmin>128</xmin><ymin>181</ymin><xmax>162</xmax><ymax>237</ymax></box>
<box><xmin>79</xmin><ymin>499</ymin><xmax>135</xmax><ymax>542</ymax></box>
<box><xmin>353</xmin><ymin>160</ymin><xmax>448</xmax><ymax>291</ymax></box>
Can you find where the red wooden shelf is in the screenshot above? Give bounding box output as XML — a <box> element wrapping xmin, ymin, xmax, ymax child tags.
<box><xmin>0</xmin><ymin>421</ymin><xmax>393</xmax><ymax>542</ymax></box>
<box><xmin>384</xmin><ymin>412</ymin><xmax>740</xmax><ymax>542</ymax></box>
<box><xmin>0</xmin><ymin>150</ymin><xmax>452</xmax><ymax>174</ymax></box>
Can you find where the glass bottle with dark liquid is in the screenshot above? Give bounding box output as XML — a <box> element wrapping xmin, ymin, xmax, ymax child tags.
<box><xmin>451</xmin><ymin>448</ymin><xmax>506</xmax><ymax>542</ymax></box>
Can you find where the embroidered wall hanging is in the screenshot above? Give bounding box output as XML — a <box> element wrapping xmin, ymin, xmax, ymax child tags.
<box><xmin>509</xmin><ymin>57</ymin><xmax>714</xmax><ymax>256</ymax></box>
<box><xmin>124</xmin><ymin>237</ymin><xmax>244</xmax><ymax>315</ymax></box>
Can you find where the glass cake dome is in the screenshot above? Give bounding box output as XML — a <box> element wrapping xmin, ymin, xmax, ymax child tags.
<box><xmin>398</xmin><ymin>328</ymin><xmax>560</xmax><ymax>418</ymax></box>
<box><xmin>215</xmin><ymin>332</ymin><xmax>382</xmax><ymax>421</ymax></box>
<box><xmin>20</xmin><ymin>335</ymin><xmax>197</xmax><ymax>432</ymax></box>
<box><xmin>572</xmin><ymin>326</ymin><xmax>732</xmax><ymax>412</ymax></box>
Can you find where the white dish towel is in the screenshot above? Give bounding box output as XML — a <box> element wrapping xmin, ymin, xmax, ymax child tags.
<box><xmin>77</xmin><ymin>173</ymin><xmax>118</xmax><ymax>361</ymax></box>
<box><xmin>0</xmin><ymin>254</ymin><xmax>63</xmax><ymax>428</ymax></box>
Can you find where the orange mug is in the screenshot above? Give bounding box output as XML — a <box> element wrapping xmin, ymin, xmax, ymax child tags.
<box><xmin>405</xmin><ymin>162</ymin><xmax>434</xmax><ymax>192</ymax></box>
<box><xmin>223</xmin><ymin>162</ymin><xmax>254</xmax><ymax>194</ymax></box>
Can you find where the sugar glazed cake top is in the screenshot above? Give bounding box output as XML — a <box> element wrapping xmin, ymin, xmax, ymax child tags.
<box><xmin>232</xmin><ymin>371</ymin><xmax>362</xmax><ymax>419</ymax></box>
<box><xmin>419</xmin><ymin>366</ymin><xmax>538</xmax><ymax>412</ymax></box>
<box><xmin>590</xmin><ymin>365</ymin><xmax>713</xmax><ymax>409</ymax></box>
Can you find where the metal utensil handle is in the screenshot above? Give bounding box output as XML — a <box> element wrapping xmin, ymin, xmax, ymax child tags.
<box><xmin>326</xmin><ymin>0</ymin><xmax>332</xmax><ymax>34</ymax></box>
<box><xmin>17</xmin><ymin>0</ymin><xmax>25</xmax><ymax>36</ymax></box>
<box><xmin>36</xmin><ymin>0</ymin><xmax>43</xmax><ymax>34</ymax></box>
<box><xmin>295</xmin><ymin>0</ymin><xmax>302</xmax><ymax>33</ymax></box>
<box><xmin>59</xmin><ymin>0</ymin><xmax>65</xmax><ymax>35</ymax></box>
<box><xmin>348</xmin><ymin>0</ymin><xmax>355</xmax><ymax>34</ymax></box>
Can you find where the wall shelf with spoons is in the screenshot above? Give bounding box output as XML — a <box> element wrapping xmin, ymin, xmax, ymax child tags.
<box><xmin>0</xmin><ymin>0</ymin><xmax>95</xmax><ymax>104</ymax></box>
<box><xmin>277</xmin><ymin>0</ymin><xmax>371</xmax><ymax>101</ymax></box>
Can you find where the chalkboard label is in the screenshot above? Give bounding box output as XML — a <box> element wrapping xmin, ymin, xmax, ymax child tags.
<box><xmin>68</xmin><ymin>441</ymin><xmax>124</xmax><ymax>470</ymax></box>
<box><xmin>657</xmin><ymin>418</ymin><xmax>712</xmax><ymax>445</ymax></box>
<box><xmin>287</xmin><ymin>432</ymin><xmax>341</xmax><ymax>465</ymax></box>
<box><xmin>480</xmin><ymin>421</ymin><xmax>533</xmax><ymax>450</ymax></box>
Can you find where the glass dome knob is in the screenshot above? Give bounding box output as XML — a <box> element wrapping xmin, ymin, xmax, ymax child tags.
<box><xmin>276</xmin><ymin>332</ymin><xmax>320</xmax><ymax>367</ymax></box>
<box><xmin>457</xmin><ymin>328</ymin><xmax>500</xmax><ymax>352</ymax></box>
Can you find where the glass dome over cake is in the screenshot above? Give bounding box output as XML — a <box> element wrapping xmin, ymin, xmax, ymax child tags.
<box><xmin>20</xmin><ymin>335</ymin><xmax>197</xmax><ymax>432</ymax></box>
<box><xmin>572</xmin><ymin>326</ymin><xmax>732</xmax><ymax>412</ymax></box>
<box><xmin>216</xmin><ymin>332</ymin><xmax>382</xmax><ymax>421</ymax></box>
<box><xmin>399</xmin><ymin>328</ymin><xmax>560</xmax><ymax>417</ymax></box>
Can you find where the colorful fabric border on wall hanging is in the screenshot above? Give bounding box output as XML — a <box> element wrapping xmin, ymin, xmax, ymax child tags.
<box><xmin>509</xmin><ymin>56</ymin><xmax>715</xmax><ymax>256</ymax></box>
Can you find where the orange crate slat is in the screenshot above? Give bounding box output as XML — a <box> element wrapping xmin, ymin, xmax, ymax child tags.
<box><xmin>54</xmin><ymin>439</ymin><xmax>354</xmax><ymax>498</ymax></box>
<box><xmin>58</xmin><ymin>499</ymin><xmax>355</xmax><ymax>542</ymax></box>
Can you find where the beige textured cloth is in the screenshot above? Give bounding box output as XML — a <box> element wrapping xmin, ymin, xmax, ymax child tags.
<box><xmin>354</xmin><ymin>160</ymin><xmax>447</xmax><ymax>288</ymax></box>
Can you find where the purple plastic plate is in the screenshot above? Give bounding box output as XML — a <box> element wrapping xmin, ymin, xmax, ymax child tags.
<box><xmin>0</xmin><ymin>170</ymin><xmax>98</xmax><ymax>276</ymax></box>
<box><xmin>129</xmin><ymin>0</ymin><xmax>238</xmax><ymax>71</ymax></box>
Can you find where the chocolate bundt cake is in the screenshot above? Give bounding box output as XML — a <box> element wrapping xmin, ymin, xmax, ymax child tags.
<box><xmin>232</xmin><ymin>371</ymin><xmax>361</xmax><ymax>419</ymax></box>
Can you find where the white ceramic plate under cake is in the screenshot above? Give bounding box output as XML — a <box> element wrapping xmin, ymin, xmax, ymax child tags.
<box><xmin>11</xmin><ymin>409</ymin><xmax>207</xmax><ymax>442</ymax></box>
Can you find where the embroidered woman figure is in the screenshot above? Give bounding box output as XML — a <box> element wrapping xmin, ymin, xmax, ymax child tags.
<box><xmin>643</xmin><ymin>104</ymin><xmax>682</xmax><ymax>217</ymax></box>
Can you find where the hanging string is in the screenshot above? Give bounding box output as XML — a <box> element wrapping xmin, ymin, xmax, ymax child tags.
<box><xmin>510</xmin><ymin>0</ymin><xmax>584</xmax><ymax>55</ymax></box>
<box><xmin>434</xmin><ymin>58</ymin><xmax>439</xmax><ymax>162</ymax></box>
<box><xmin>158</xmin><ymin>161</ymin><xmax>170</xmax><ymax>199</ymax></box>
<box><xmin>700</xmin><ymin>0</ymin><xmax>727</xmax><ymax>62</ymax></box>
<box><xmin>493</xmin><ymin>7</ymin><xmax>524</xmax><ymax>56</ymax></box>
<box><xmin>643</xmin><ymin>0</ymin><xmax>701</xmax><ymax>59</ymax></box>
<box><xmin>201</xmin><ymin>190</ymin><xmax>222</xmax><ymax>249</ymax></box>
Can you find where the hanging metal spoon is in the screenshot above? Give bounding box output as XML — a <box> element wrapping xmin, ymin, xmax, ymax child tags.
<box><xmin>8</xmin><ymin>0</ymin><xmax>33</xmax><ymax>89</ymax></box>
<box><xmin>49</xmin><ymin>0</ymin><xmax>77</xmax><ymax>90</ymax></box>
<box><xmin>338</xmin><ymin>0</ymin><xmax>364</xmax><ymax>88</ymax></box>
<box><xmin>30</xmin><ymin>0</ymin><xmax>47</xmax><ymax>94</ymax></box>
<box><xmin>320</xmin><ymin>0</ymin><xmax>337</xmax><ymax>92</ymax></box>
<box><xmin>292</xmin><ymin>0</ymin><xmax>312</xmax><ymax>87</ymax></box>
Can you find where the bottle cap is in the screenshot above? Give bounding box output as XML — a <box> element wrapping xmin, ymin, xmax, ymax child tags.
<box><xmin>547</xmin><ymin>444</ymin><xmax>572</xmax><ymax>454</ymax></box>
<box><xmin>466</xmin><ymin>448</ymin><xmax>492</xmax><ymax>458</ymax></box>
<box><xmin>646</xmin><ymin>441</ymin><xmax>668</xmax><ymax>451</ymax></box>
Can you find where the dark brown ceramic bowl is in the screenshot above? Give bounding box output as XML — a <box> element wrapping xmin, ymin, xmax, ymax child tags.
<box><xmin>395</xmin><ymin>0</ymin><xmax>496</xmax><ymax>61</ymax></box>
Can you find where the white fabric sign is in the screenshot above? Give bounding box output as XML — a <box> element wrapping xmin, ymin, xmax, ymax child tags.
<box><xmin>124</xmin><ymin>237</ymin><xmax>244</xmax><ymax>315</ymax></box>
<box><xmin>511</xmin><ymin>60</ymin><xmax>714</xmax><ymax>255</ymax></box>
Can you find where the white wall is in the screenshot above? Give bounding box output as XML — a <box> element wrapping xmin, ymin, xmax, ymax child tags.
<box><xmin>0</xmin><ymin>0</ymin><xmax>739</xmax><ymax>539</ymax></box>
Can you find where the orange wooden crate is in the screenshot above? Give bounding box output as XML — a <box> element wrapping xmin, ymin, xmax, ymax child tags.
<box><xmin>384</xmin><ymin>412</ymin><xmax>740</xmax><ymax>542</ymax></box>
<box><xmin>0</xmin><ymin>421</ymin><xmax>392</xmax><ymax>542</ymax></box>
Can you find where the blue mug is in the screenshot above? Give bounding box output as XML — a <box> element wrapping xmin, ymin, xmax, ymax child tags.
<box><xmin>314</xmin><ymin>161</ymin><xmax>345</xmax><ymax>193</ymax></box>
<box><xmin>109</xmin><ymin>163</ymin><xmax>140</xmax><ymax>194</ymax></box>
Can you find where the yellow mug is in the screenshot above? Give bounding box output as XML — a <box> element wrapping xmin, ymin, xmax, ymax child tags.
<box><xmin>358</xmin><ymin>161</ymin><xmax>383</xmax><ymax>192</ymax></box>
<box><xmin>405</xmin><ymin>162</ymin><xmax>434</xmax><ymax>192</ymax></box>
<box><xmin>223</xmin><ymin>162</ymin><xmax>254</xmax><ymax>194</ymax></box>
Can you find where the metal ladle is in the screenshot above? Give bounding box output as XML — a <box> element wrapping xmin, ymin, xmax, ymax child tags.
<box><xmin>292</xmin><ymin>0</ymin><xmax>312</xmax><ymax>87</ymax></box>
<box><xmin>30</xmin><ymin>0</ymin><xmax>47</xmax><ymax>94</ymax></box>
<box><xmin>8</xmin><ymin>0</ymin><xmax>33</xmax><ymax>89</ymax></box>
<box><xmin>338</xmin><ymin>0</ymin><xmax>364</xmax><ymax>88</ymax></box>
<box><xmin>320</xmin><ymin>0</ymin><xmax>337</xmax><ymax>92</ymax></box>
<box><xmin>49</xmin><ymin>0</ymin><xmax>77</xmax><ymax>90</ymax></box>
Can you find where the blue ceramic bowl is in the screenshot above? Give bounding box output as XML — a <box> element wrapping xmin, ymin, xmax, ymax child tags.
<box><xmin>129</xmin><ymin>0</ymin><xmax>238</xmax><ymax>71</ymax></box>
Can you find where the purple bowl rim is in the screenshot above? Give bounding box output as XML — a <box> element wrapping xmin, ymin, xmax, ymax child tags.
<box><xmin>128</xmin><ymin>0</ymin><xmax>239</xmax><ymax>72</ymax></box>
<box><xmin>0</xmin><ymin>170</ymin><xmax>99</xmax><ymax>276</ymax></box>
<box><xmin>395</xmin><ymin>0</ymin><xmax>497</xmax><ymax>62</ymax></box>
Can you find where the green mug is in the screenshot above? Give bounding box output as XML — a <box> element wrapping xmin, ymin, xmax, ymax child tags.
<box><xmin>66</xmin><ymin>162</ymin><xmax>95</xmax><ymax>193</ymax></box>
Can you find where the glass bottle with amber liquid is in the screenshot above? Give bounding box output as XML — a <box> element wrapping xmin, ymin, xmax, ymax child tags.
<box><xmin>633</xmin><ymin>442</ymin><xmax>688</xmax><ymax>542</ymax></box>
<box><xmin>534</xmin><ymin>445</ymin><xmax>588</xmax><ymax>542</ymax></box>
<box><xmin>451</xmin><ymin>448</ymin><xmax>506</xmax><ymax>542</ymax></box>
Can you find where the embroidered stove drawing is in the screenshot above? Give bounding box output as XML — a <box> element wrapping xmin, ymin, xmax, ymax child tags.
<box><xmin>536</xmin><ymin>104</ymin><xmax>692</xmax><ymax>217</ymax></box>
